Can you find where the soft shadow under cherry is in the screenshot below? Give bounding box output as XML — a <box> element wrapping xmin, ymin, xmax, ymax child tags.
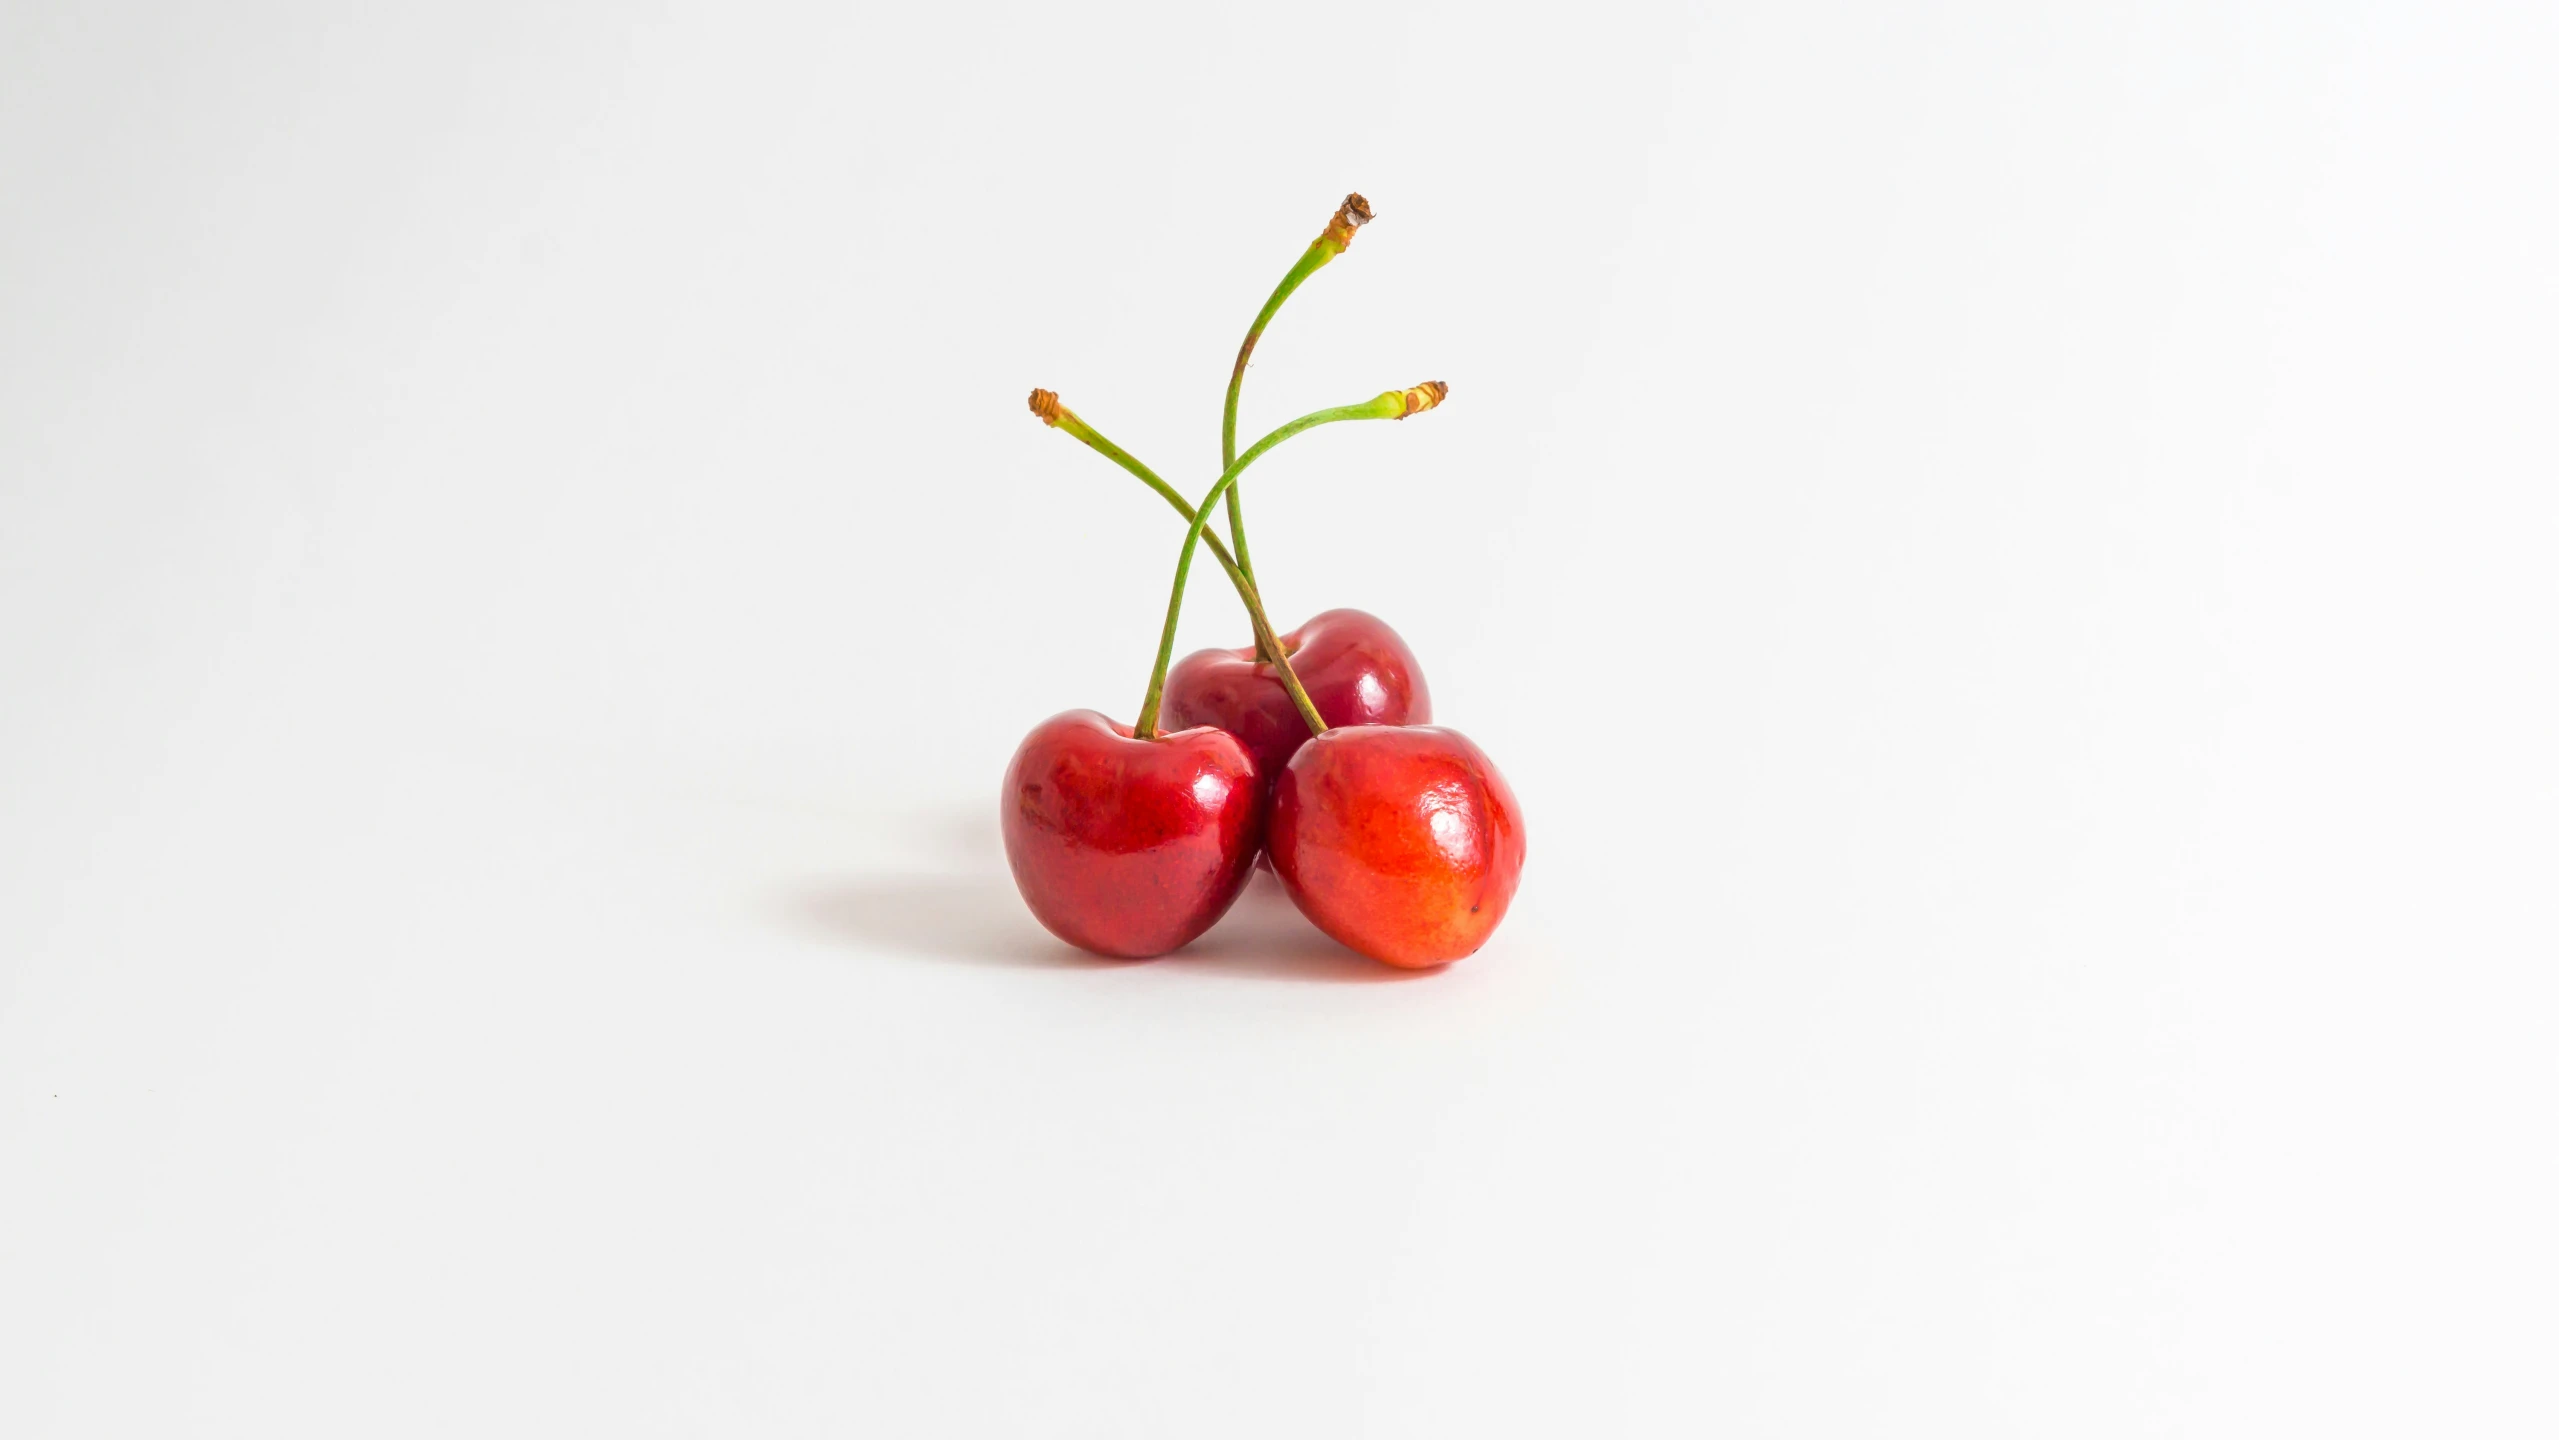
<box><xmin>784</xmin><ymin>875</ymin><xmax>1086</xmax><ymax>969</ymax></box>
<box><xmin>781</xmin><ymin>851</ymin><xmax>1437</xmax><ymax>983</ymax></box>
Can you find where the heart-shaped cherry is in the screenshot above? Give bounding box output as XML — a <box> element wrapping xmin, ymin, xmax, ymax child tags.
<box><xmin>1001</xmin><ymin>710</ymin><xmax>1262</xmax><ymax>959</ymax></box>
<box><xmin>1161</xmin><ymin>607</ymin><xmax>1430</xmax><ymax>796</ymax></box>
<box><xmin>1269</xmin><ymin>725</ymin><xmax>1525</xmax><ymax>969</ymax></box>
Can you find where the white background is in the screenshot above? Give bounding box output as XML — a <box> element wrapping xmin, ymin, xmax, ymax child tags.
<box><xmin>4</xmin><ymin>2</ymin><xmax>2554</xmax><ymax>1434</ymax></box>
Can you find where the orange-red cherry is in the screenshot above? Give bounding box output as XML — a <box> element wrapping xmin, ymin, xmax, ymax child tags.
<box><xmin>1268</xmin><ymin>725</ymin><xmax>1525</xmax><ymax>969</ymax></box>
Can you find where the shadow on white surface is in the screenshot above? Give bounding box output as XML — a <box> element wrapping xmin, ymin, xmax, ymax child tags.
<box><xmin>785</xmin><ymin>873</ymin><xmax>1083</xmax><ymax>969</ymax></box>
<box><xmin>783</xmin><ymin>869</ymin><xmax>1431</xmax><ymax>984</ymax></box>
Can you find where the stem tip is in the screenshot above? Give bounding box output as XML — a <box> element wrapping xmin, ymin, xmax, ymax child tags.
<box><xmin>1323</xmin><ymin>193</ymin><xmax>1374</xmax><ymax>250</ymax></box>
<box><xmin>1027</xmin><ymin>388</ymin><xmax>1063</xmax><ymax>425</ymax></box>
<box><xmin>1394</xmin><ymin>381</ymin><xmax>1449</xmax><ymax>418</ymax></box>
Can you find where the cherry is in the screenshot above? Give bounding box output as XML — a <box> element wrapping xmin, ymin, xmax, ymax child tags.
<box><xmin>1001</xmin><ymin>710</ymin><xmax>1262</xmax><ymax>958</ymax></box>
<box><xmin>1010</xmin><ymin>379</ymin><xmax>1448</xmax><ymax>960</ymax></box>
<box><xmin>1161</xmin><ymin>607</ymin><xmax>1430</xmax><ymax>796</ymax></box>
<box><xmin>1269</xmin><ymin>725</ymin><xmax>1525</xmax><ymax>969</ymax></box>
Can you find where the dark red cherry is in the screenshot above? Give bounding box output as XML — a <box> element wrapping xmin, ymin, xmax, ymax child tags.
<box><xmin>1160</xmin><ymin>608</ymin><xmax>1429</xmax><ymax>795</ymax></box>
<box><xmin>1000</xmin><ymin>710</ymin><xmax>1262</xmax><ymax>959</ymax></box>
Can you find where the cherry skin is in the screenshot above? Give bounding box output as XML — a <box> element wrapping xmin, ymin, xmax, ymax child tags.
<box><xmin>1001</xmin><ymin>710</ymin><xmax>1263</xmax><ymax>959</ymax></box>
<box><xmin>1269</xmin><ymin>725</ymin><xmax>1525</xmax><ymax>969</ymax></box>
<box><xmin>1160</xmin><ymin>607</ymin><xmax>1431</xmax><ymax>795</ymax></box>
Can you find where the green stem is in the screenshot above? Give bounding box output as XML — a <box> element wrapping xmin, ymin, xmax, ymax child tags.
<box><xmin>1135</xmin><ymin>383</ymin><xmax>1442</xmax><ymax>740</ymax></box>
<box><xmin>1221</xmin><ymin>245</ymin><xmax>1337</xmax><ymax>477</ymax></box>
<box><xmin>1220</xmin><ymin>194</ymin><xmax>1372</xmax><ymax>654</ymax></box>
<box><xmin>1031</xmin><ymin>394</ymin><xmax>1327</xmax><ymax>735</ymax></box>
<box><xmin>1221</xmin><ymin>243</ymin><xmax>1327</xmax><ymax>587</ymax></box>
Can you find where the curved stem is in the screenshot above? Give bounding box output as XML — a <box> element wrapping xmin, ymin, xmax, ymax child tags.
<box><xmin>1220</xmin><ymin>194</ymin><xmax>1372</xmax><ymax>656</ymax></box>
<box><xmin>1221</xmin><ymin>246</ymin><xmax>1334</xmax><ymax>474</ymax></box>
<box><xmin>1221</xmin><ymin>244</ymin><xmax>1327</xmax><ymax>587</ymax></box>
<box><xmin>1030</xmin><ymin>394</ymin><xmax>1326</xmax><ymax>734</ymax></box>
<box><xmin>1135</xmin><ymin>382</ymin><xmax>1444</xmax><ymax>740</ymax></box>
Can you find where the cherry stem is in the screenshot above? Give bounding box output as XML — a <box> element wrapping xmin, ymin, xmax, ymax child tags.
<box><xmin>1135</xmin><ymin>381</ymin><xmax>1446</xmax><ymax>741</ymax></box>
<box><xmin>1220</xmin><ymin>193</ymin><xmax>1372</xmax><ymax>655</ymax></box>
<box><xmin>1029</xmin><ymin>391</ymin><xmax>1326</xmax><ymax>736</ymax></box>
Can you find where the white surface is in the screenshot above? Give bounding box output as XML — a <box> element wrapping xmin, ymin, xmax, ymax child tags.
<box><xmin>4</xmin><ymin>2</ymin><xmax>2554</xmax><ymax>1434</ymax></box>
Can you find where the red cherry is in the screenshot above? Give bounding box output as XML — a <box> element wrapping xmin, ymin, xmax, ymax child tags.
<box><xmin>1269</xmin><ymin>725</ymin><xmax>1525</xmax><ymax>969</ymax></box>
<box><xmin>1001</xmin><ymin>710</ymin><xmax>1263</xmax><ymax>959</ymax></box>
<box><xmin>1160</xmin><ymin>608</ymin><xmax>1431</xmax><ymax>794</ymax></box>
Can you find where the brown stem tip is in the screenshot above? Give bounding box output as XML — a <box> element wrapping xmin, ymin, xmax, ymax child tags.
<box><xmin>1394</xmin><ymin>380</ymin><xmax>1448</xmax><ymax>418</ymax></box>
<box><xmin>1322</xmin><ymin>192</ymin><xmax>1374</xmax><ymax>250</ymax></box>
<box><xmin>1027</xmin><ymin>388</ymin><xmax>1064</xmax><ymax>426</ymax></box>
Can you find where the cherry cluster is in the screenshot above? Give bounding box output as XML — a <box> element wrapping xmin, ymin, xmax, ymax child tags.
<box><xmin>1004</xmin><ymin>195</ymin><xmax>1525</xmax><ymax>970</ymax></box>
